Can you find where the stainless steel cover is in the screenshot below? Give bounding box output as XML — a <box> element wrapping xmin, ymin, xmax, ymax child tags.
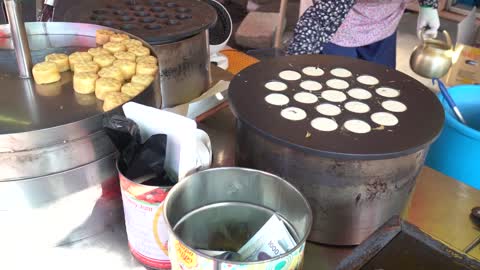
<box><xmin>0</xmin><ymin>22</ymin><xmax>159</xmax><ymax>247</ymax></box>
<box><xmin>0</xmin><ymin>22</ymin><xmax>160</xmax><ymax>180</ymax></box>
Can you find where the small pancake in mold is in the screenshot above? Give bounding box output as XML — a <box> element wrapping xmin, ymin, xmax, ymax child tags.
<box><xmin>382</xmin><ymin>100</ymin><xmax>407</xmax><ymax>112</ymax></box>
<box><xmin>265</xmin><ymin>93</ymin><xmax>289</xmax><ymax>106</ymax></box>
<box><xmin>279</xmin><ymin>70</ymin><xmax>302</xmax><ymax>81</ymax></box>
<box><xmin>316</xmin><ymin>103</ymin><xmax>341</xmax><ymax>116</ymax></box>
<box><xmin>294</xmin><ymin>92</ymin><xmax>318</xmax><ymax>104</ymax></box>
<box><xmin>348</xmin><ymin>88</ymin><xmax>372</xmax><ymax>100</ymax></box>
<box><xmin>330</xmin><ymin>68</ymin><xmax>352</xmax><ymax>78</ymax></box>
<box><xmin>371</xmin><ymin>112</ymin><xmax>399</xmax><ymax>126</ymax></box>
<box><xmin>321</xmin><ymin>90</ymin><xmax>347</xmax><ymax>103</ymax></box>
<box><xmin>357</xmin><ymin>75</ymin><xmax>379</xmax><ymax>85</ymax></box>
<box><xmin>281</xmin><ymin>107</ymin><xmax>307</xmax><ymax>121</ymax></box>
<box><xmin>300</xmin><ymin>80</ymin><xmax>322</xmax><ymax>91</ymax></box>
<box><xmin>344</xmin><ymin>119</ymin><xmax>371</xmax><ymax>134</ymax></box>
<box><xmin>265</xmin><ymin>81</ymin><xmax>288</xmax><ymax>91</ymax></box>
<box><xmin>376</xmin><ymin>87</ymin><xmax>400</xmax><ymax>98</ymax></box>
<box><xmin>311</xmin><ymin>117</ymin><xmax>338</xmax><ymax>132</ymax></box>
<box><xmin>302</xmin><ymin>66</ymin><xmax>324</xmax><ymax>76</ymax></box>
<box><xmin>326</xmin><ymin>79</ymin><xmax>349</xmax><ymax>90</ymax></box>
<box><xmin>345</xmin><ymin>101</ymin><xmax>370</xmax><ymax>113</ymax></box>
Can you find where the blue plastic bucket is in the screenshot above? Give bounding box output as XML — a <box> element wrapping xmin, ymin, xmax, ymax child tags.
<box><xmin>426</xmin><ymin>85</ymin><xmax>480</xmax><ymax>190</ymax></box>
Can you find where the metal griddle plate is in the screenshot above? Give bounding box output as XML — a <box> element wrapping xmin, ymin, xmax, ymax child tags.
<box><xmin>228</xmin><ymin>55</ymin><xmax>445</xmax><ymax>159</ymax></box>
<box><xmin>0</xmin><ymin>22</ymin><xmax>159</xmax><ymax>147</ymax></box>
<box><xmin>62</xmin><ymin>0</ymin><xmax>217</xmax><ymax>45</ymax></box>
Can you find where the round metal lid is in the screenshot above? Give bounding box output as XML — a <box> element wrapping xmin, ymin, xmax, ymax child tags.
<box><xmin>0</xmin><ymin>22</ymin><xmax>160</xmax><ymax>152</ymax></box>
<box><xmin>63</xmin><ymin>0</ymin><xmax>217</xmax><ymax>45</ymax></box>
<box><xmin>229</xmin><ymin>55</ymin><xmax>445</xmax><ymax>159</ymax></box>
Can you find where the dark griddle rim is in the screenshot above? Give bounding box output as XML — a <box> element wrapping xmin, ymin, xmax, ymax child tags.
<box><xmin>228</xmin><ymin>55</ymin><xmax>445</xmax><ymax>160</ymax></box>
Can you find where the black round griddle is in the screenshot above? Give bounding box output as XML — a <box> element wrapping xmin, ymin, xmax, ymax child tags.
<box><xmin>63</xmin><ymin>0</ymin><xmax>217</xmax><ymax>45</ymax></box>
<box><xmin>229</xmin><ymin>55</ymin><xmax>445</xmax><ymax>159</ymax></box>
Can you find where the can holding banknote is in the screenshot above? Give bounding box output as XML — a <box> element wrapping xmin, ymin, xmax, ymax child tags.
<box><xmin>163</xmin><ymin>168</ymin><xmax>313</xmax><ymax>270</ymax></box>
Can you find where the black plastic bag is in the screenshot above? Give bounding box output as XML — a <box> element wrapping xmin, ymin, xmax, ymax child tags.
<box><xmin>103</xmin><ymin>115</ymin><xmax>175</xmax><ymax>186</ymax></box>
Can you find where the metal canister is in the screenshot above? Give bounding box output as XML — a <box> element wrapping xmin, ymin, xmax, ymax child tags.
<box><xmin>118</xmin><ymin>162</ymin><xmax>172</xmax><ymax>270</ymax></box>
<box><xmin>163</xmin><ymin>167</ymin><xmax>312</xmax><ymax>270</ymax></box>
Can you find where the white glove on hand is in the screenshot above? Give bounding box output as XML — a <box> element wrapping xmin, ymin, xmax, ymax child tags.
<box><xmin>417</xmin><ymin>7</ymin><xmax>440</xmax><ymax>39</ymax></box>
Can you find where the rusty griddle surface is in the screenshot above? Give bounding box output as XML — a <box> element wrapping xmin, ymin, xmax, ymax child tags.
<box><xmin>63</xmin><ymin>0</ymin><xmax>217</xmax><ymax>45</ymax></box>
<box><xmin>337</xmin><ymin>217</ymin><xmax>480</xmax><ymax>270</ymax></box>
<box><xmin>228</xmin><ymin>55</ymin><xmax>444</xmax><ymax>159</ymax></box>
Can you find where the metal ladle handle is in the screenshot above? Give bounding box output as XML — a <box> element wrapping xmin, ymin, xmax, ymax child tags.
<box><xmin>4</xmin><ymin>0</ymin><xmax>32</xmax><ymax>78</ymax></box>
<box><xmin>418</xmin><ymin>28</ymin><xmax>453</xmax><ymax>50</ymax></box>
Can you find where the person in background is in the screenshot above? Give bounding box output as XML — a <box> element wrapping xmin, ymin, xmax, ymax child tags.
<box><xmin>288</xmin><ymin>0</ymin><xmax>441</xmax><ymax>69</ymax></box>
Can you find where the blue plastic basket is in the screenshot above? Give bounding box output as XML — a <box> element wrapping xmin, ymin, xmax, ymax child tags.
<box><xmin>426</xmin><ymin>85</ymin><xmax>480</xmax><ymax>190</ymax></box>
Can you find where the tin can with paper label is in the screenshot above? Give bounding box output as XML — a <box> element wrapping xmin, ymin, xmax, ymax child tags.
<box><xmin>163</xmin><ymin>168</ymin><xmax>312</xmax><ymax>270</ymax></box>
<box><xmin>118</xmin><ymin>164</ymin><xmax>172</xmax><ymax>269</ymax></box>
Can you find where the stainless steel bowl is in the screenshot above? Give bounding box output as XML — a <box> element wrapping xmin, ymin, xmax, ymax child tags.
<box><xmin>163</xmin><ymin>167</ymin><xmax>312</xmax><ymax>270</ymax></box>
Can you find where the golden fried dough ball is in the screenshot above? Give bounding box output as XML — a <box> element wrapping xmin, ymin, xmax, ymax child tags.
<box><xmin>98</xmin><ymin>66</ymin><xmax>124</xmax><ymax>82</ymax></box>
<box><xmin>94</xmin><ymin>54</ymin><xmax>116</xmax><ymax>68</ymax></box>
<box><xmin>88</xmin><ymin>47</ymin><xmax>111</xmax><ymax>57</ymax></box>
<box><xmin>103</xmin><ymin>92</ymin><xmax>131</xmax><ymax>112</ymax></box>
<box><xmin>128</xmin><ymin>46</ymin><xmax>150</xmax><ymax>57</ymax></box>
<box><xmin>32</xmin><ymin>61</ymin><xmax>61</xmax><ymax>84</ymax></box>
<box><xmin>110</xmin><ymin>33</ymin><xmax>130</xmax><ymax>43</ymax></box>
<box><xmin>74</xmin><ymin>62</ymin><xmax>100</xmax><ymax>74</ymax></box>
<box><xmin>73</xmin><ymin>72</ymin><xmax>98</xmax><ymax>94</ymax></box>
<box><xmin>136</xmin><ymin>62</ymin><xmax>158</xmax><ymax>76</ymax></box>
<box><xmin>113</xmin><ymin>59</ymin><xmax>136</xmax><ymax>80</ymax></box>
<box><xmin>121</xmin><ymin>82</ymin><xmax>146</xmax><ymax>97</ymax></box>
<box><xmin>114</xmin><ymin>51</ymin><xmax>136</xmax><ymax>62</ymax></box>
<box><xmin>96</xmin><ymin>29</ymin><xmax>114</xmax><ymax>45</ymax></box>
<box><xmin>131</xmin><ymin>74</ymin><xmax>154</xmax><ymax>87</ymax></box>
<box><xmin>69</xmin><ymin>52</ymin><xmax>93</xmax><ymax>71</ymax></box>
<box><xmin>136</xmin><ymin>55</ymin><xmax>158</xmax><ymax>65</ymax></box>
<box><xmin>122</xmin><ymin>39</ymin><xmax>143</xmax><ymax>50</ymax></box>
<box><xmin>45</xmin><ymin>53</ymin><xmax>70</xmax><ymax>72</ymax></box>
<box><xmin>103</xmin><ymin>41</ymin><xmax>126</xmax><ymax>54</ymax></box>
<box><xmin>95</xmin><ymin>77</ymin><xmax>121</xmax><ymax>100</ymax></box>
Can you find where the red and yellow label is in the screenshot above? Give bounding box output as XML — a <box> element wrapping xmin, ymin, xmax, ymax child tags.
<box><xmin>174</xmin><ymin>240</ymin><xmax>197</xmax><ymax>268</ymax></box>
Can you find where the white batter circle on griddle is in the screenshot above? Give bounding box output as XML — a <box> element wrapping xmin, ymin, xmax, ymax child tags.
<box><xmin>311</xmin><ymin>117</ymin><xmax>338</xmax><ymax>132</ymax></box>
<box><xmin>294</xmin><ymin>92</ymin><xmax>319</xmax><ymax>104</ymax></box>
<box><xmin>344</xmin><ymin>119</ymin><xmax>371</xmax><ymax>134</ymax></box>
<box><xmin>300</xmin><ymin>80</ymin><xmax>322</xmax><ymax>91</ymax></box>
<box><xmin>326</xmin><ymin>79</ymin><xmax>349</xmax><ymax>90</ymax></box>
<box><xmin>281</xmin><ymin>107</ymin><xmax>307</xmax><ymax>121</ymax></box>
<box><xmin>330</xmin><ymin>68</ymin><xmax>352</xmax><ymax>78</ymax></box>
<box><xmin>265</xmin><ymin>81</ymin><xmax>288</xmax><ymax>91</ymax></box>
<box><xmin>357</xmin><ymin>75</ymin><xmax>379</xmax><ymax>85</ymax></box>
<box><xmin>302</xmin><ymin>66</ymin><xmax>324</xmax><ymax>76</ymax></box>
<box><xmin>265</xmin><ymin>93</ymin><xmax>289</xmax><ymax>106</ymax></box>
<box><xmin>347</xmin><ymin>88</ymin><xmax>372</xmax><ymax>100</ymax></box>
<box><xmin>279</xmin><ymin>70</ymin><xmax>302</xmax><ymax>81</ymax></box>
<box><xmin>345</xmin><ymin>101</ymin><xmax>370</xmax><ymax>113</ymax></box>
<box><xmin>382</xmin><ymin>100</ymin><xmax>407</xmax><ymax>112</ymax></box>
<box><xmin>321</xmin><ymin>90</ymin><xmax>347</xmax><ymax>103</ymax></box>
<box><xmin>376</xmin><ymin>87</ymin><xmax>400</xmax><ymax>98</ymax></box>
<box><xmin>316</xmin><ymin>103</ymin><xmax>341</xmax><ymax>116</ymax></box>
<box><xmin>371</xmin><ymin>112</ymin><xmax>399</xmax><ymax>126</ymax></box>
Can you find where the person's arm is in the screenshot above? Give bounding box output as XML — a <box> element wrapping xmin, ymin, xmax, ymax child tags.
<box><xmin>417</xmin><ymin>0</ymin><xmax>440</xmax><ymax>38</ymax></box>
<box><xmin>287</xmin><ymin>0</ymin><xmax>355</xmax><ymax>55</ymax></box>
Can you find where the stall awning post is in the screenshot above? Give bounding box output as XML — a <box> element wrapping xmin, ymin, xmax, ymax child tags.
<box><xmin>4</xmin><ymin>0</ymin><xmax>32</xmax><ymax>78</ymax></box>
